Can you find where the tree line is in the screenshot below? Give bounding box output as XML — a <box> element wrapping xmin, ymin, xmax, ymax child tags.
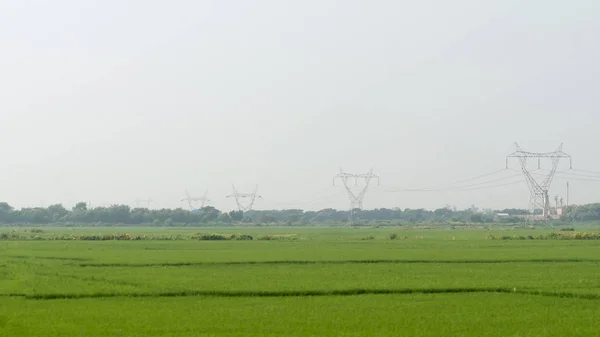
<box><xmin>0</xmin><ymin>201</ymin><xmax>563</xmax><ymax>226</ymax></box>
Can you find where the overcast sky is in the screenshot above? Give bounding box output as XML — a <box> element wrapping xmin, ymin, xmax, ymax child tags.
<box><xmin>1</xmin><ymin>0</ymin><xmax>599</xmax><ymax>211</ymax></box>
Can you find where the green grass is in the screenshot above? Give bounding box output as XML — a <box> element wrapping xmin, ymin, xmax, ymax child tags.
<box><xmin>1</xmin><ymin>226</ymin><xmax>600</xmax><ymax>336</ymax></box>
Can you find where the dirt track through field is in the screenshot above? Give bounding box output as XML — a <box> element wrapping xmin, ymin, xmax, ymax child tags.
<box><xmin>78</xmin><ymin>258</ymin><xmax>600</xmax><ymax>268</ymax></box>
<box><xmin>4</xmin><ymin>287</ymin><xmax>600</xmax><ymax>301</ymax></box>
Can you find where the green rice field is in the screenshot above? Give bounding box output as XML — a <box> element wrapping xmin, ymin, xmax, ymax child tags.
<box><xmin>1</xmin><ymin>226</ymin><xmax>600</xmax><ymax>336</ymax></box>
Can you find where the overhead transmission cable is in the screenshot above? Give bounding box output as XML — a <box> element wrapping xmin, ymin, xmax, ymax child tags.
<box><xmin>555</xmin><ymin>171</ymin><xmax>600</xmax><ymax>180</ymax></box>
<box><xmin>268</xmin><ymin>187</ymin><xmax>343</xmax><ymax>209</ymax></box>
<box><xmin>449</xmin><ymin>179</ymin><xmax>525</xmax><ymax>191</ymax></box>
<box><xmin>451</xmin><ymin>169</ymin><xmax>509</xmax><ymax>184</ymax></box>
<box><xmin>570</xmin><ymin>168</ymin><xmax>600</xmax><ymax>176</ymax></box>
<box><xmin>376</xmin><ymin>169</ymin><xmax>525</xmax><ymax>193</ymax></box>
<box><xmin>271</xmin><ymin>192</ymin><xmax>342</xmax><ymax>208</ymax></box>
<box><xmin>554</xmin><ymin>175</ymin><xmax>600</xmax><ymax>182</ymax></box>
<box><xmin>534</xmin><ymin>167</ymin><xmax>600</xmax><ymax>182</ymax></box>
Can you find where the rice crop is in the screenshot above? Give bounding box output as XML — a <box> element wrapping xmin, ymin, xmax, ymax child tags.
<box><xmin>1</xmin><ymin>226</ymin><xmax>600</xmax><ymax>336</ymax></box>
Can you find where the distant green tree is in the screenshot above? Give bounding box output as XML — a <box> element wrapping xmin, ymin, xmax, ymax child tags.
<box><xmin>47</xmin><ymin>204</ymin><xmax>69</xmax><ymax>222</ymax></box>
<box><xmin>0</xmin><ymin>202</ymin><xmax>14</xmax><ymax>223</ymax></box>
<box><xmin>215</xmin><ymin>213</ymin><xmax>231</xmax><ymax>223</ymax></box>
<box><xmin>0</xmin><ymin>200</ymin><xmax>585</xmax><ymax>227</ymax></box>
<box><xmin>470</xmin><ymin>213</ymin><xmax>484</xmax><ymax>223</ymax></box>
<box><xmin>73</xmin><ymin>202</ymin><xmax>88</xmax><ymax>212</ymax></box>
<box><xmin>229</xmin><ymin>210</ymin><xmax>244</xmax><ymax>221</ymax></box>
<box><xmin>260</xmin><ymin>214</ymin><xmax>277</xmax><ymax>223</ymax></box>
<box><xmin>0</xmin><ymin>202</ymin><xmax>13</xmax><ymax>213</ymax></box>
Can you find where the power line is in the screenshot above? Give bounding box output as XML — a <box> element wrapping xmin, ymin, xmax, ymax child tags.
<box><xmin>452</xmin><ymin>169</ymin><xmax>509</xmax><ymax>184</ymax></box>
<box><xmin>268</xmin><ymin>187</ymin><xmax>342</xmax><ymax>208</ymax></box>
<box><xmin>450</xmin><ymin>179</ymin><xmax>525</xmax><ymax>191</ymax></box>
<box><xmin>269</xmin><ymin>191</ymin><xmax>342</xmax><ymax>209</ymax></box>
<box><xmin>555</xmin><ymin>171</ymin><xmax>600</xmax><ymax>179</ymax></box>
<box><xmin>376</xmin><ymin>170</ymin><xmax>523</xmax><ymax>193</ymax></box>
<box><xmin>555</xmin><ymin>175</ymin><xmax>600</xmax><ymax>183</ymax></box>
<box><xmin>441</xmin><ymin>173</ymin><xmax>524</xmax><ymax>191</ymax></box>
<box><xmin>570</xmin><ymin>168</ymin><xmax>600</xmax><ymax>176</ymax></box>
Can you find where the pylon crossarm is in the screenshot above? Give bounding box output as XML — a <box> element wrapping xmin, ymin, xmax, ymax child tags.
<box><xmin>508</xmin><ymin>151</ymin><xmax>569</xmax><ymax>158</ymax></box>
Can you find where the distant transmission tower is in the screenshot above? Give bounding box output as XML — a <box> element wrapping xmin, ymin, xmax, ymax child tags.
<box><xmin>506</xmin><ymin>143</ymin><xmax>571</xmax><ymax>219</ymax></box>
<box><xmin>134</xmin><ymin>198</ymin><xmax>153</xmax><ymax>209</ymax></box>
<box><xmin>181</xmin><ymin>189</ymin><xmax>210</xmax><ymax>211</ymax></box>
<box><xmin>334</xmin><ymin>168</ymin><xmax>380</xmax><ymax>225</ymax></box>
<box><xmin>226</xmin><ymin>185</ymin><xmax>262</xmax><ymax>212</ymax></box>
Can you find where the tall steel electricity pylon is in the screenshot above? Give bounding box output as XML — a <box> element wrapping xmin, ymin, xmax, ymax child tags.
<box><xmin>333</xmin><ymin>168</ymin><xmax>380</xmax><ymax>225</ymax></box>
<box><xmin>181</xmin><ymin>189</ymin><xmax>210</xmax><ymax>211</ymax></box>
<box><xmin>226</xmin><ymin>185</ymin><xmax>262</xmax><ymax>212</ymax></box>
<box><xmin>134</xmin><ymin>198</ymin><xmax>153</xmax><ymax>209</ymax></box>
<box><xmin>506</xmin><ymin>143</ymin><xmax>572</xmax><ymax>218</ymax></box>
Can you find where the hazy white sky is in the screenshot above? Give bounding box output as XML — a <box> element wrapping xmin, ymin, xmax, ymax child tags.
<box><xmin>1</xmin><ymin>0</ymin><xmax>599</xmax><ymax>211</ymax></box>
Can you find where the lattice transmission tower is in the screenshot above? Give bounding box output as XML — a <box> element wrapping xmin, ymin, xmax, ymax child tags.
<box><xmin>181</xmin><ymin>189</ymin><xmax>210</xmax><ymax>211</ymax></box>
<box><xmin>226</xmin><ymin>185</ymin><xmax>262</xmax><ymax>212</ymax></box>
<box><xmin>134</xmin><ymin>198</ymin><xmax>153</xmax><ymax>209</ymax></box>
<box><xmin>506</xmin><ymin>143</ymin><xmax>572</xmax><ymax>218</ymax></box>
<box><xmin>334</xmin><ymin>168</ymin><xmax>380</xmax><ymax>225</ymax></box>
